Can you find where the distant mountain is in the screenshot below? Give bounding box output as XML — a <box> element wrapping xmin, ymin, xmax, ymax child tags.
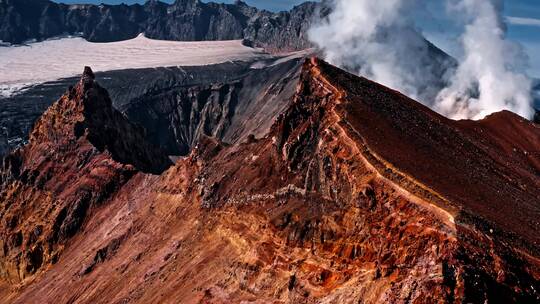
<box><xmin>0</xmin><ymin>0</ymin><xmax>326</xmax><ymax>52</ymax></box>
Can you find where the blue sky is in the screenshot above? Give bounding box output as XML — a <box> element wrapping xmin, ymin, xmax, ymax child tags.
<box><xmin>56</xmin><ymin>0</ymin><xmax>540</xmax><ymax>77</ymax></box>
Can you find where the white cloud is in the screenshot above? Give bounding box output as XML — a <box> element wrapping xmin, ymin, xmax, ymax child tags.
<box><xmin>506</xmin><ymin>16</ymin><xmax>540</xmax><ymax>27</ymax></box>
<box><xmin>308</xmin><ymin>0</ymin><xmax>449</xmax><ymax>102</ymax></box>
<box><xmin>309</xmin><ymin>0</ymin><xmax>534</xmax><ymax>120</ymax></box>
<box><xmin>435</xmin><ymin>0</ymin><xmax>533</xmax><ymax>120</ymax></box>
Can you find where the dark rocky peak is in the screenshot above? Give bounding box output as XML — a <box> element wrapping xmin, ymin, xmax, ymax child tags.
<box><xmin>143</xmin><ymin>0</ymin><xmax>168</xmax><ymax>9</ymax></box>
<box><xmin>16</xmin><ymin>66</ymin><xmax>172</xmax><ymax>182</ymax></box>
<box><xmin>171</xmin><ymin>0</ymin><xmax>201</xmax><ymax>10</ymax></box>
<box><xmin>0</xmin><ymin>67</ymin><xmax>171</xmax><ymax>282</ymax></box>
<box><xmin>80</xmin><ymin>66</ymin><xmax>95</xmax><ymax>88</ymax></box>
<box><xmin>70</xmin><ymin>67</ymin><xmax>172</xmax><ymax>174</ymax></box>
<box><xmin>173</xmin><ymin>0</ymin><xmax>200</xmax><ymax>5</ymax></box>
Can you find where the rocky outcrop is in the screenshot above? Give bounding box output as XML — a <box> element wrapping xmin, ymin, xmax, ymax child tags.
<box><xmin>0</xmin><ymin>59</ymin><xmax>539</xmax><ymax>303</ymax></box>
<box><xmin>0</xmin><ymin>59</ymin><xmax>302</xmax><ymax>158</ymax></box>
<box><xmin>0</xmin><ymin>128</ymin><xmax>7</xmax><ymax>158</ymax></box>
<box><xmin>123</xmin><ymin>58</ymin><xmax>303</xmax><ymax>155</ymax></box>
<box><xmin>0</xmin><ymin>67</ymin><xmax>171</xmax><ymax>283</ymax></box>
<box><xmin>0</xmin><ymin>0</ymin><xmax>325</xmax><ymax>52</ymax></box>
<box><xmin>243</xmin><ymin>1</ymin><xmax>330</xmax><ymax>53</ymax></box>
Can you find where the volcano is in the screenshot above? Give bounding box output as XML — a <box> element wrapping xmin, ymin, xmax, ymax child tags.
<box><xmin>0</xmin><ymin>59</ymin><xmax>539</xmax><ymax>303</ymax></box>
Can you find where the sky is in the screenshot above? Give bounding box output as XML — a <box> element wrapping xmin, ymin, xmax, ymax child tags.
<box><xmin>56</xmin><ymin>0</ymin><xmax>540</xmax><ymax>77</ymax></box>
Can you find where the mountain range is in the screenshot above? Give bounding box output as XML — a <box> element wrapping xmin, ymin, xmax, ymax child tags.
<box><xmin>0</xmin><ymin>0</ymin><xmax>327</xmax><ymax>52</ymax></box>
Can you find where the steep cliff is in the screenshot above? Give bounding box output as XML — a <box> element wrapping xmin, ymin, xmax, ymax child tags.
<box><xmin>0</xmin><ymin>59</ymin><xmax>539</xmax><ymax>303</ymax></box>
<box><xmin>0</xmin><ymin>59</ymin><xmax>302</xmax><ymax>158</ymax></box>
<box><xmin>122</xmin><ymin>58</ymin><xmax>303</xmax><ymax>155</ymax></box>
<box><xmin>0</xmin><ymin>0</ymin><xmax>325</xmax><ymax>52</ymax></box>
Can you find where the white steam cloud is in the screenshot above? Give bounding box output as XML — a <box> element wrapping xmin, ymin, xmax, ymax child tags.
<box><xmin>308</xmin><ymin>0</ymin><xmax>533</xmax><ymax>120</ymax></box>
<box><xmin>435</xmin><ymin>0</ymin><xmax>533</xmax><ymax>119</ymax></box>
<box><xmin>308</xmin><ymin>0</ymin><xmax>443</xmax><ymax>101</ymax></box>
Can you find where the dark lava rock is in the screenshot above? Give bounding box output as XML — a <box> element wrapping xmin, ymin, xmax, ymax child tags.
<box><xmin>0</xmin><ymin>0</ymin><xmax>326</xmax><ymax>52</ymax></box>
<box><xmin>0</xmin><ymin>127</ymin><xmax>8</xmax><ymax>158</ymax></box>
<box><xmin>0</xmin><ymin>58</ymin><xmax>303</xmax><ymax>158</ymax></box>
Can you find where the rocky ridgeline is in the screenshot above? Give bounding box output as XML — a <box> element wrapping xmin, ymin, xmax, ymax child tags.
<box><xmin>0</xmin><ymin>0</ymin><xmax>326</xmax><ymax>52</ymax></box>
<box><xmin>0</xmin><ymin>67</ymin><xmax>171</xmax><ymax>282</ymax></box>
<box><xmin>1</xmin><ymin>59</ymin><xmax>538</xmax><ymax>303</ymax></box>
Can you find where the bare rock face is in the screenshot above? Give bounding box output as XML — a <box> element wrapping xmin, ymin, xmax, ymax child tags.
<box><xmin>123</xmin><ymin>58</ymin><xmax>303</xmax><ymax>155</ymax></box>
<box><xmin>0</xmin><ymin>59</ymin><xmax>539</xmax><ymax>303</ymax></box>
<box><xmin>243</xmin><ymin>2</ymin><xmax>330</xmax><ymax>53</ymax></box>
<box><xmin>0</xmin><ymin>128</ymin><xmax>7</xmax><ymax>158</ymax></box>
<box><xmin>0</xmin><ymin>59</ymin><xmax>303</xmax><ymax>159</ymax></box>
<box><xmin>0</xmin><ymin>67</ymin><xmax>171</xmax><ymax>283</ymax></box>
<box><xmin>0</xmin><ymin>0</ymin><xmax>325</xmax><ymax>52</ymax></box>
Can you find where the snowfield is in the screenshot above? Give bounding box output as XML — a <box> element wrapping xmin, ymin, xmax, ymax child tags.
<box><xmin>0</xmin><ymin>34</ymin><xmax>269</xmax><ymax>97</ymax></box>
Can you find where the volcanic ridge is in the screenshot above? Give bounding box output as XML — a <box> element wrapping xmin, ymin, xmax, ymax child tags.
<box><xmin>0</xmin><ymin>59</ymin><xmax>539</xmax><ymax>303</ymax></box>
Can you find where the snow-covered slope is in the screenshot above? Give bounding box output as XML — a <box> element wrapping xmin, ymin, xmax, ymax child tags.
<box><xmin>0</xmin><ymin>34</ymin><xmax>269</xmax><ymax>97</ymax></box>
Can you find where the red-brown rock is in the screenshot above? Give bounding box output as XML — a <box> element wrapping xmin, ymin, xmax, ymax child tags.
<box><xmin>0</xmin><ymin>60</ymin><xmax>539</xmax><ymax>303</ymax></box>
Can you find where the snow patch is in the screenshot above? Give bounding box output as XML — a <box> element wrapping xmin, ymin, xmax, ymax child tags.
<box><xmin>0</xmin><ymin>34</ymin><xmax>269</xmax><ymax>97</ymax></box>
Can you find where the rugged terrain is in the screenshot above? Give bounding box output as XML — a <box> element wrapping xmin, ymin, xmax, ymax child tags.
<box><xmin>0</xmin><ymin>0</ymin><xmax>458</xmax><ymax>161</ymax></box>
<box><xmin>0</xmin><ymin>59</ymin><xmax>539</xmax><ymax>303</ymax></box>
<box><xmin>0</xmin><ymin>67</ymin><xmax>172</xmax><ymax>285</ymax></box>
<box><xmin>0</xmin><ymin>0</ymin><xmax>326</xmax><ymax>52</ymax></box>
<box><xmin>0</xmin><ymin>57</ymin><xmax>303</xmax><ymax>158</ymax></box>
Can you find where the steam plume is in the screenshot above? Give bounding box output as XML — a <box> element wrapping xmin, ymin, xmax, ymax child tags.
<box><xmin>435</xmin><ymin>0</ymin><xmax>532</xmax><ymax>119</ymax></box>
<box><xmin>308</xmin><ymin>0</ymin><xmax>442</xmax><ymax>101</ymax></box>
<box><xmin>309</xmin><ymin>0</ymin><xmax>533</xmax><ymax>120</ymax></box>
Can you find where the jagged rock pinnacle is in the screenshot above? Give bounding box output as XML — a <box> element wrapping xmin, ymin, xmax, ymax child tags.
<box><xmin>82</xmin><ymin>66</ymin><xmax>95</xmax><ymax>81</ymax></box>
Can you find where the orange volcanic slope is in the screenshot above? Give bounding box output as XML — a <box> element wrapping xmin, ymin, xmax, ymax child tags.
<box><xmin>0</xmin><ymin>59</ymin><xmax>539</xmax><ymax>303</ymax></box>
<box><xmin>325</xmin><ymin>59</ymin><xmax>540</xmax><ymax>251</ymax></box>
